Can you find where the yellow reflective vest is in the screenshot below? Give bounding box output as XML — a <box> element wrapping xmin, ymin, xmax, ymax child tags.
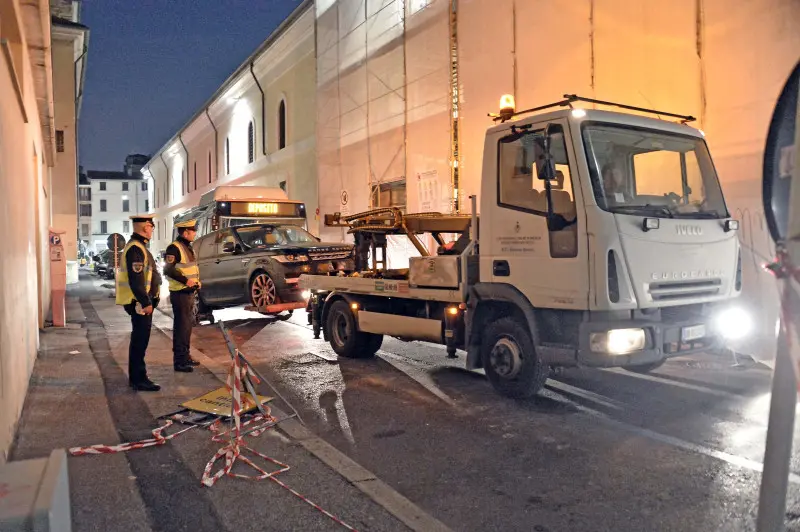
<box><xmin>167</xmin><ymin>240</ymin><xmax>200</xmax><ymax>292</ymax></box>
<box><xmin>115</xmin><ymin>240</ymin><xmax>153</xmax><ymax>305</ymax></box>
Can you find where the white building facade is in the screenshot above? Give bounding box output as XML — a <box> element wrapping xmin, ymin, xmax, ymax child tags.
<box><xmin>86</xmin><ymin>169</ymin><xmax>149</xmax><ymax>252</ymax></box>
<box><xmin>144</xmin><ymin>2</ymin><xmax>317</xmax><ymax>256</ymax></box>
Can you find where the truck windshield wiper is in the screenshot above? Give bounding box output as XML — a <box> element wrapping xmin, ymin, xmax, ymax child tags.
<box><xmin>611</xmin><ymin>204</ymin><xmax>674</xmax><ymax>218</ymax></box>
<box><xmin>671</xmin><ymin>210</ymin><xmax>721</xmax><ymax>219</ymax></box>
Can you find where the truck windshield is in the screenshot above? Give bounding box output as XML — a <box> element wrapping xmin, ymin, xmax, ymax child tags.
<box><xmin>234</xmin><ymin>224</ymin><xmax>317</xmax><ymax>248</ymax></box>
<box><xmin>582</xmin><ymin>124</ymin><xmax>728</xmax><ymax>219</ymax></box>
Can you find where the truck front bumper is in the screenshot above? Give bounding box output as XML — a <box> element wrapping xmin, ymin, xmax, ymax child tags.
<box><xmin>576</xmin><ymin>314</ymin><xmax>721</xmax><ymax>368</ymax></box>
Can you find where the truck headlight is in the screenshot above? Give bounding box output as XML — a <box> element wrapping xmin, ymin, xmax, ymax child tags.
<box><xmin>590</xmin><ymin>328</ymin><xmax>646</xmax><ymax>355</ymax></box>
<box><xmin>715</xmin><ymin>307</ymin><xmax>751</xmax><ymax>340</ymax></box>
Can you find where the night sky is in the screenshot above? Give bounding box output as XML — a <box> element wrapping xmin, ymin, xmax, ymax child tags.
<box><xmin>79</xmin><ymin>0</ymin><xmax>303</xmax><ymax>171</ymax></box>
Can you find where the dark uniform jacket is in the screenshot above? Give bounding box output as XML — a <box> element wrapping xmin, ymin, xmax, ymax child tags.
<box><xmin>163</xmin><ymin>236</ymin><xmax>196</xmax><ymax>294</ymax></box>
<box><xmin>125</xmin><ymin>232</ymin><xmax>161</xmax><ymax>308</ymax></box>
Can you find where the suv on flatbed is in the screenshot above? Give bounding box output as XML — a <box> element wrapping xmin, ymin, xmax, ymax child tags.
<box><xmin>193</xmin><ymin>223</ymin><xmax>355</xmax><ymax>318</ymax></box>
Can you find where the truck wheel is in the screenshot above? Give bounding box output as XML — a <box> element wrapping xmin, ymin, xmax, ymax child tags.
<box><xmin>623</xmin><ymin>360</ymin><xmax>666</xmax><ymax>374</ymax></box>
<box><xmin>363</xmin><ymin>333</ymin><xmax>384</xmax><ymax>357</ymax></box>
<box><xmin>326</xmin><ymin>300</ymin><xmax>378</xmax><ymax>358</ymax></box>
<box><xmin>250</xmin><ymin>272</ymin><xmax>277</xmax><ymax>310</ymax></box>
<box><xmin>482</xmin><ymin>317</ymin><xmax>548</xmax><ymax>399</ymax></box>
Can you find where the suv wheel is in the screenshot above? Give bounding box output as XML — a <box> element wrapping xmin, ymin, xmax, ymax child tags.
<box><xmin>250</xmin><ymin>272</ymin><xmax>277</xmax><ymax>310</ymax></box>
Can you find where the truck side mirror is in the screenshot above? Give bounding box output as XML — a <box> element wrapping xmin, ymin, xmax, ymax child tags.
<box><xmin>533</xmin><ymin>127</ymin><xmax>558</xmax><ymax>181</ymax></box>
<box><xmin>222</xmin><ymin>241</ymin><xmax>236</xmax><ymax>254</ymax></box>
<box><xmin>533</xmin><ymin>156</ymin><xmax>557</xmax><ymax>181</ymax></box>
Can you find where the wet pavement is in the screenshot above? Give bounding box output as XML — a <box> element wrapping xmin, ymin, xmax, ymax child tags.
<box><xmin>167</xmin><ymin>299</ymin><xmax>800</xmax><ymax>531</ymax></box>
<box><xmin>13</xmin><ymin>270</ymin><xmax>800</xmax><ymax>531</ymax></box>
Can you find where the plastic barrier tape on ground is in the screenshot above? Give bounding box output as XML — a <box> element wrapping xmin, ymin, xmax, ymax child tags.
<box><xmin>69</xmin><ymin>420</ymin><xmax>197</xmax><ymax>455</ymax></box>
<box><xmin>69</xmin><ymin>350</ymin><xmax>357</xmax><ymax>531</ymax></box>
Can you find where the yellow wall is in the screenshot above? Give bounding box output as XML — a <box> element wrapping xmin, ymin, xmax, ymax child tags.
<box><xmin>0</xmin><ymin>3</ymin><xmax>52</xmax><ymax>460</ymax></box>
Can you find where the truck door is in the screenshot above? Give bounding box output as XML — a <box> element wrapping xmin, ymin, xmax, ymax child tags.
<box><xmin>488</xmin><ymin>120</ymin><xmax>588</xmax><ymax>310</ymax></box>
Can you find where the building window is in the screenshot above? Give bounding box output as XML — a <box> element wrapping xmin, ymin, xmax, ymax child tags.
<box><xmin>100</xmin><ymin>221</ymin><xmax>108</xmax><ymax>234</ymax></box>
<box><xmin>122</xmin><ymin>182</ymin><xmax>129</xmax><ymax>191</ymax></box>
<box><xmin>141</xmin><ymin>181</ymin><xmax>147</xmax><ymax>191</ymax></box>
<box><xmin>81</xmin><ymin>224</ymin><xmax>89</xmax><ymax>236</ymax></box>
<box><xmin>145</xmin><ymin>199</ymin><xmax>149</xmax><ymax>212</ymax></box>
<box><xmin>79</xmin><ymin>188</ymin><xmax>91</xmax><ymax>201</ymax></box>
<box><xmin>194</xmin><ymin>161</ymin><xmax>197</xmax><ymax>191</ymax></box>
<box><xmin>100</xmin><ymin>199</ymin><xmax>107</xmax><ymax>212</ymax></box>
<box><xmin>99</xmin><ymin>182</ymin><xmax>106</xmax><ymax>191</ymax></box>
<box><xmin>123</xmin><ymin>221</ymin><xmax>130</xmax><ymax>233</ymax></box>
<box><xmin>208</xmin><ymin>151</ymin><xmax>212</xmax><ymax>183</ymax></box>
<box><xmin>278</xmin><ymin>100</ymin><xmax>287</xmax><ymax>150</ymax></box>
<box><xmin>225</xmin><ymin>137</ymin><xmax>230</xmax><ymax>175</ymax></box>
<box><xmin>248</xmin><ymin>121</ymin><xmax>255</xmax><ymax>163</ymax></box>
<box><xmin>80</xmin><ymin>204</ymin><xmax>91</xmax><ymax>216</ymax></box>
<box><xmin>56</xmin><ymin>130</ymin><xmax>64</xmax><ymax>153</ymax></box>
<box><xmin>122</xmin><ymin>199</ymin><xmax>130</xmax><ymax>212</ymax></box>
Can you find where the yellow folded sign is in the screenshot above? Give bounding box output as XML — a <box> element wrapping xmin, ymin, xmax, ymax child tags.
<box><xmin>181</xmin><ymin>386</ymin><xmax>272</xmax><ymax>416</ymax></box>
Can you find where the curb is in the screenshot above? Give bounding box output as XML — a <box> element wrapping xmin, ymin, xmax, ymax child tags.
<box><xmin>153</xmin><ymin>311</ymin><xmax>452</xmax><ymax>532</ymax></box>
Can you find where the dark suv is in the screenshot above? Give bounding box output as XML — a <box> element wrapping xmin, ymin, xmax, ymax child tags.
<box><xmin>193</xmin><ymin>223</ymin><xmax>354</xmax><ymax>318</ymax></box>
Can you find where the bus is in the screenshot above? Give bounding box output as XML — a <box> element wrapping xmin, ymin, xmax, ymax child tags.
<box><xmin>173</xmin><ymin>186</ymin><xmax>308</xmax><ymax>240</ymax></box>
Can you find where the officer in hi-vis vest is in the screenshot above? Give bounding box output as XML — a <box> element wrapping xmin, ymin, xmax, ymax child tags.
<box><xmin>116</xmin><ymin>214</ymin><xmax>162</xmax><ymax>392</ymax></box>
<box><xmin>163</xmin><ymin>219</ymin><xmax>201</xmax><ymax>372</ymax></box>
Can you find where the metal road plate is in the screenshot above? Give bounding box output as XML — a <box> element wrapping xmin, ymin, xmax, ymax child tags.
<box><xmin>181</xmin><ymin>386</ymin><xmax>272</xmax><ymax>416</ymax></box>
<box><xmin>681</xmin><ymin>324</ymin><xmax>707</xmax><ymax>342</ymax></box>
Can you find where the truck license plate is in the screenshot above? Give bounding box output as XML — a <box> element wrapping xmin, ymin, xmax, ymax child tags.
<box><xmin>681</xmin><ymin>324</ymin><xmax>706</xmax><ymax>342</ymax></box>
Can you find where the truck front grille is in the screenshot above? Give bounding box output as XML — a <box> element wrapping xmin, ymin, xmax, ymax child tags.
<box><xmin>648</xmin><ymin>278</ymin><xmax>722</xmax><ymax>302</ymax></box>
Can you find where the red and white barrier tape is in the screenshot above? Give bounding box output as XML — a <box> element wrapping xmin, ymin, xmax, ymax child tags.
<box><xmin>69</xmin><ymin>420</ymin><xmax>197</xmax><ymax>455</ymax></box>
<box><xmin>69</xmin><ymin>350</ymin><xmax>357</xmax><ymax>530</ymax></box>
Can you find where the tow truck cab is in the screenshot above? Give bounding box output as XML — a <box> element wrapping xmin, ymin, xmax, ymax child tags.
<box><xmin>475</xmin><ymin>100</ymin><xmax>744</xmax><ymax>374</ymax></box>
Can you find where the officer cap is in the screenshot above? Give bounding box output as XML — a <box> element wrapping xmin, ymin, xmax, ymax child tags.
<box><xmin>130</xmin><ymin>214</ymin><xmax>155</xmax><ymax>225</ymax></box>
<box><xmin>175</xmin><ymin>219</ymin><xmax>198</xmax><ymax>230</ymax></box>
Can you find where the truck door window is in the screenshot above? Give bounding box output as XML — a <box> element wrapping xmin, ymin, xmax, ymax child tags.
<box><xmin>498</xmin><ymin>124</ymin><xmax>578</xmax><ymax>258</ymax></box>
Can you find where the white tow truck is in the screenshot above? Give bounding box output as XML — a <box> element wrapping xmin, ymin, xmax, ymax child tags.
<box><xmin>300</xmin><ymin>94</ymin><xmax>749</xmax><ymax>398</ymax></box>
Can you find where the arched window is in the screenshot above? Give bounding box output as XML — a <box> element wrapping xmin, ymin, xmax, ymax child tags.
<box><xmin>225</xmin><ymin>137</ymin><xmax>230</xmax><ymax>175</ymax></box>
<box><xmin>247</xmin><ymin>121</ymin><xmax>255</xmax><ymax>164</ymax></box>
<box><xmin>278</xmin><ymin>100</ymin><xmax>287</xmax><ymax>150</ymax></box>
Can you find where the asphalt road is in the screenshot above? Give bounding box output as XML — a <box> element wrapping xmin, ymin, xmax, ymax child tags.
<box><xmin>159</xmin><ymin>300</ymin><xmax>800</xmax><ymax>532</ymax></box>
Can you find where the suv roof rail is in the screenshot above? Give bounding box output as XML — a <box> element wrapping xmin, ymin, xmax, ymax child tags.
<box><xmin>493</xmin><ymin>94</ymin><xmax>696</xmax><ymax>124</ymax></box>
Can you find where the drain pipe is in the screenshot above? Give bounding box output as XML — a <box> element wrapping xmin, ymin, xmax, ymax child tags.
<box><xmin>160</xmin><ymin>154</ymin><xmax>170</xmax><ymax>205</ymax></box>
<box><xmin>249</xmin><ymin>62</ymin><xmax>267</xmax><ymax>156</ymax></box>
<box><xmin>205</xmin><ymin>108</ymin><xmax>218</xmax><ymax>182</ymax></box>
<box><xmin>178</xmin><ymin>134</ymin><xmax>189</xmax><ymax>194</ymax></box>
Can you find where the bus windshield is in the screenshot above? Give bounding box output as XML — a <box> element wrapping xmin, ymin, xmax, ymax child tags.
<box><xmin>234</xmin><ymin>224</ymin><xmax>318</xmax><ymax>248</ymax></box>
<box><xmin>582</xmin><ymin>124</ymin><xmax>728</xmax><ymax>219</ymax></box>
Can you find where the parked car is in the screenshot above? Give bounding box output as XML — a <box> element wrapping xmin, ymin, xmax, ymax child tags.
<box><xmin>192</xmin><ymin>223</ymin><xmax>355</xmax><ymax>321</ymax></box>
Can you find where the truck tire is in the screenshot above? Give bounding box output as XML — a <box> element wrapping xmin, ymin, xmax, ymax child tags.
<box><xmin>482</xmin><ymin>317</ymin><xmax>549</xmax><ymax>399</ymax></box>
<box><xmin>326</xmin><ymin>300</ymin><xmax>380</xmax><ymax>358</ymax></box>
<box><xmin>623</xmin><ymin>359</ymin><xmax>666</xmax><ymax>374</ymax></box>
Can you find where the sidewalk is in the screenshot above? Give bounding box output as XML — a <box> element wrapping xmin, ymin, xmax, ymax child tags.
<box><xmin>10</xmin><ymin>274</ymin><xmax>410</xmax><ymax>532</ymax></box>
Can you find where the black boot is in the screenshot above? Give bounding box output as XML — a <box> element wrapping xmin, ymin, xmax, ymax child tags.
<box><xmin>174</xmin><ymin>363</ymin><xmax>194</xmax><ymax>373</ymax></box>
<box><xmin>188</xmin><ymin>356</ymin><xmax>200</xmax><ymax>366</ymax></box>
<box><xmin>131</xmin><ymin>379</ymin><xmax>161</xmax><ymax>392</ymax></box>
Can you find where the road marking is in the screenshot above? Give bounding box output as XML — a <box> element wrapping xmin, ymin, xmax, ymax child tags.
<box><xmin>566</xmin><ymin>396</ymin><xmax>800</xmax><ymax>485</ymax></box>
<box><xmin>546</xmin><ymin>380</ymin><xmax>625</xmax><ymax>411</ymax></box>
<box><xmin>379</xmin><ymin>351</ymin><xmax>458</xmax><ymax>408</ymax></box>
<box><xmin>601</xmin><ymin>367</ymin><xmax>740</xmax><ymax>400</ymax></box>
